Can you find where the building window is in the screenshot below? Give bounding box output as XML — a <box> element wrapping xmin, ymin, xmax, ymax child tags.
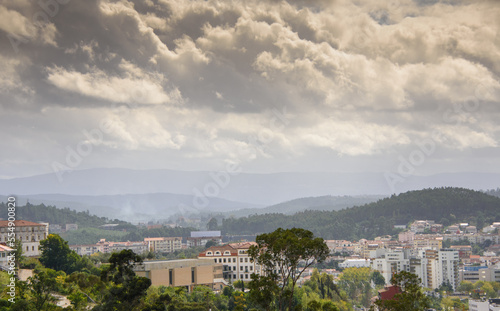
<box><xmin>169</xmin><ymin>269</ymin><xmax>173</xmax><ymax>285</ymax></box>
<box><xmin>191</xmin><ymin>268</ymin><xmax>195</xmax><ymax>283</ymax></box>
<box><xmin>245</xmin><ymin>258</ymin><xmax>248</xmax><ymax>262</ymax></box>
<box><xmin>240</xmin><ymin>274</ymin><xmax>243</xmax><ymax>279</ymax></box>
<box><xmin>245</xmin><ymin>274</ymin><xmax>248</xmax><ymax>279</ymax></box>
<box><xmin>240</xmin><ymin>258</ymin><xmax>243</xmax><ymax>263</ymax></box>
<box><xmin>240</xmin><ymin>266</ymin><xmax>243</xmax><ymax>271</ymax></box>
<box><xmin>233</xmin><ymin>258</ymin><xmax>236</xmax><ymax>262</ymax></box>
<box><xmin>223</xmin><ymin>258</ymin><xmax>226</xmax><ymax>263</ymax></box>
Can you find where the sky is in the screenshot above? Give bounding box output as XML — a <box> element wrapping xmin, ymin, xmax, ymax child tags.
<box><xmin>0</xmin><ymin>0</ymin><xmax>499</xmax><ymax>180</ymax></box>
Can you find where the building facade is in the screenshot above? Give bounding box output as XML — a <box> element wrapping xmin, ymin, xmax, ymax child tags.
<box><xmin>198</xmin><ymin>242</ymin><xmax>261</xmax><ymax>282</ymax></box>
<box><xmin>0</xmin><ymin>220</ymin><xmax>48</xmax><ymax>257</ymax></box>
<box><xmin>144</xmin><ymin>237</ymin><xmax>182</xmax><ymax>253</ymax></box>
<box><xmin>134</xmin><ymin>259</ymin><xmax>225</xmax><ymax>292</ymax></box>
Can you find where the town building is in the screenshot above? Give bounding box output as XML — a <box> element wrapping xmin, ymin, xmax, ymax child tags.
<box><xmin>134</xmin><ymin>259</ymin><xmax>225</xmax><ymax>292</ymax></box>
<box><xmin>0</xmin><ymin>220</ymin><xmax>48</xmax><ymax>257</ymax></box>
<box><xmin>187</xmin><ymin>231</ymin><xmax>222</xmax><ymax>248</ymax></box>
<box><xmin>198</xmin><ymin>242</ymin><xmax>260</xmax><ymax>283</ymax></box>
<box><xmin>70</xmin><ymin>239</ymin><xmax>148</xmax><ymax>256</ymax></box>
<box><xmin>144</xmin><ymin>237</ymin><xmax>182</xmax><ymax>253</ymax></box>
<box><xmin>0</xmin><ymin>244</ymin><xmax>14</xmax><ymax>268</ymax></box>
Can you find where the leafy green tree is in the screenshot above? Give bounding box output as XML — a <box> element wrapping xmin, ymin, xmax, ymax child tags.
<box><xmin>205</xmin><ymin>239</ymin><xmax>218</xmax><ymax>249</ymax></box>
<box><xmin>27</xmin><ymin>269</ymin><xmax>59</xmax><ymax>311</ymax></box>
<box><xmin>371</xmin><ymin>271</ymin><xmax>386</xmax><ymax>287</ymax></box>
<box><xmin>338</xmin><ymin>267</ymin><xmax>373</xmax><ymax>307</ymax></box>
<box><xmin>39</xmin><ymin>234</ymin><xmax>89</xmax><ymax>274</ymax></box>
<box><xmin>371</xmin><ymin>271</ymin><xmax>431</xmax><ymax>311</ymax></box>
<box><xmin>96</xmin><ymin>249</ymin><xmax>151</xmax><ymax>311</ymax></box>
<box><xmin>207</xmin><ymin>217</ymin><xmax>218</xmax><ymax>231</ymax></box>
<box><xmin>248</xmin><ymin>227</ymin><xmax>329</xmax><ymax>311</ymax></box>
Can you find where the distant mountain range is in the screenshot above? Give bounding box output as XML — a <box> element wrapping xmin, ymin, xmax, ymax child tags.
<box><xmin>222</xmin><ymin>195</ymin><xmax>385</xmax><ymax>217</ymax></box>
<box><xmin>1</xmin><ymin>169</ymin><xmax>498</xmax><ymax>222</ymax></box>
<box><xmin>1</xmin><ymin>168</ymin><xmax>499</xmax><ymax>205</ymax></box>
<box><xmin>0</xmin><ymin>193</ymin><xmax>261</xmax><ymax>223</ymax></box>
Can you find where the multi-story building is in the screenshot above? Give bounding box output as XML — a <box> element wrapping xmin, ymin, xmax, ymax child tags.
<box><xmin>450</xmin><ymin>245</ymin><xmax>472</xmax><ymax>260</ymax></box>
<box><xmin>437</xmin><ymin>248</ymin><xmax>459</xmax><ymax>291</ymax></box>
<box><xmin>370</xmin><ymin>248</ymin><xmax>458</xmax><ymax>291</ymax></box>
<box><xmin>70</xmin><ymin>239</ymin><xmax>148</xmax><ymax>256</ymax></box>
<box><xmin>412</xmin><ymin>237</ymin><xmax>442</xmax><ymax>250</ymax></box>
<box><xmin>134</xmin><ymin>259</ymin><xmax>225</xmax><ymax>292</ymax></box>
<box><xmin>70</xmin><ymin>244</ymin><xmax>102</xmax><ymax>256</ymax></box>
<box><xmin>0</xmin><ymin>244</ymin><xmax>14</xmax><ymax>268</ymax></box>
<box><xmin>144</xmin><ymin>237</ymin><xmax>182</xmax><ymax>253</ymax></box>
<box><xmin>187</xmin><ymin>231</ymin><xmax>222</xmax><ymax>248</ymax></box>
<box><xmin>0</xmin><ymin>220</ymin><xmax>48</xmax><ymax>257</ymax></box>
<box><xmin>198</xmin><ymin>242</ymin><xmax>260</xmax><ymax>283</ymax></box>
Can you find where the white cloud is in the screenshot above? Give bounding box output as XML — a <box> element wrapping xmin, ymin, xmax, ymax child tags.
<box><xmin>46</xmin><ymin>63</ymin><xmax>179</xmax><ymax>105</ymax></box>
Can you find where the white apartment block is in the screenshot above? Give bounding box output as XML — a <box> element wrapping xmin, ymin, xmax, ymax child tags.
<box><xmin>0</xmin><ymin>220</ymin><xmax>48</xmax><ymax>257</ymax></box>
<box><xmin>437</xmin><ymin>249</ymin><xmax>459</xmax><ymax>291</ymax></box>
<box><xmin>339</xmin><ymin>259</ymin><xmax>371</xmax><ymax>269</ymax></box>
<box><xmin>198</xmin><ymin>242</ymin><xmax>261</xmax><ymax>283</ymax></box>
<box><xmin>370</xmin><ymin>248</ymin><xmax>459</xmax><ymax>291</ymax></box>
<box><xmin>70</xmin><ymin>239</ymin><xmax>148</xmax><ymax>256</ymax></box>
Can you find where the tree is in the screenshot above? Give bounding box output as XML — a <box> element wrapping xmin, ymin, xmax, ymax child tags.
<box><xmin>39</xmin><ymin>234</ymin><xmax>86</xmax><ymax>274</ymax></box>
<box><xmin>27</xmin><ymin>269</ymin><xmax>59</xmax><ymax>311</ymax></box>
<box><xmin>97</xmin><ymin>249</ymin><xmax>151</xmax><ymax>311</ymax></box>
<box><xmin>248</xmin><ymin>227</ymin><xmax>329</xmax><ymax>311</ymax></box>
<box><xmin>371</xmin><ymin>271</ymin><xmax>431</xmax><ymax>311</ymax></box>
<box><xmin>338</xmin><ymin>267</ymin><xmax>373</xmax><ymax>307</ymax></box>
<box><xmin>371</xmin><ymin>270</ymin><xmax>386</xmax><ymax>287</ymax></box>
<box><xmin>205</xmin><ymin>239</ymin><xmax>218</xmax><ymax>248</ymax></box>
<box><xmin>207</xmin><ymin>217</ymin><xmax>218</xmax><ymax>231</ymax></box>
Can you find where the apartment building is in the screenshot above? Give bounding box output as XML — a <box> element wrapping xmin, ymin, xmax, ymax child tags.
<box><xmin>438</xmin><ymin>249</ymin><xmax>459</xmax><ymax>291</ymax></box>
<box><xmin>187</xmin><ymin>231</ymin><xmax>222</xmax><ymax>248</ymax></box>
<box><xmin>370</xmin><ymin>248</ymin><xmax>458</xmax><ymax>290</ymax></box>
<box><xmin>70</xmin><ymin>239</ymin><xmax>148</xmax><ymax>256</ymax></box>
<box><xmin>198</xmin><ymin>242</ymin><xmax>260</xmax><ymax>282</ymax></box>
<box><xmin>412</xmin><ymin>237</ymin><xmax>442</xmax><ymax>250</ymax></box>
<box><xmin>144</xmin><ymin>237</ymin><xmax>182</xmax><ymax>253</ymax></box>
<box><xmin>0</xmin><ymin>220</ymin><xmax>48</xmax><ymax>257</ymax></box>
<box><xmin>134</xmin><ymin>259</ymin><xmax>225</xmax><ymax>292</ymax></box>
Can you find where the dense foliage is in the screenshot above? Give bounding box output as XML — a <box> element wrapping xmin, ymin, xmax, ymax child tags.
<box><xmin>248</xmin><ymin>228</ymin><xmax>329</xmax><ymax>311</ymax></box>
<box><xmin>222</xmin><ymin>188</ymin><xmax>500</xmax><ymax>239</ymax></box>
<box><xmin>0</xmin><ymin>202</ymin><xmax>126</xmax><ymax>228</ymax></box>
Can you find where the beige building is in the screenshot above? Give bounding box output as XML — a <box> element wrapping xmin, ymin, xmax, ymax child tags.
<box><xmin>412</xmin><ymin>237</ymin><xmax>442</xmax><ymax>250</ymax></box>
<box><xmin>134</xmin><ymin>259</ymin><xmax>224</xmax><ymax>292</ymax></box>
<box><xmin>144</xmin><ymin>237</ymin><xmax>182</xmax><ymax>253</ymax></box>
<box><xmin>0</xmin><ymin>220</ymin><xmax>48</xmax><ymax>257</ymax></box>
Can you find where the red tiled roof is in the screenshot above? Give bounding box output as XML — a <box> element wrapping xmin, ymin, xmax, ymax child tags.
<box><xmin>379</xmin><ymin>285</ymin><xmax>401</xmax><ymax>300</ymax></box>
<box><xmin>0</xmin><ymin>220</ymin><xmax>47</xmax><ymax>227</ymax></box>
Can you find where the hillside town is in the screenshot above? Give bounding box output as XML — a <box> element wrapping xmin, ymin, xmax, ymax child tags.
<box><xmin>2</xmin><ymin>218</ymin><xmax>500</xmax><ymax>309</ymax></box>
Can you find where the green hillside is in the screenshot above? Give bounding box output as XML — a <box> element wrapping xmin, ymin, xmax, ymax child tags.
<box><xmin>0</xmin><ymin>202</ymin><xmax>128</xmax><ymax>228</ymax></box>
<box><xmin>222</xmin><ymin>187</ymin><xmax>500</xmax><ymax>240</ymax></box>
<box><xmin>225</xmin><ymin>194</ymin><xmax>385</xmax><ymax>217</ymax></box>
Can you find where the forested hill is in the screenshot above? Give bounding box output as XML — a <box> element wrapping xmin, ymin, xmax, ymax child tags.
<box><xmin>221</xmin><ymin>187</ymin><xmax>500</xmax><ymax>240</ymax></box>
<box><xmin>0</xmin><ymin>202</ymin><xmax>129</xmax><ymax>228</ymax></box>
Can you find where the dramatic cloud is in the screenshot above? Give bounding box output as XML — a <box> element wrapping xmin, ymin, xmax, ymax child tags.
<box><xmin>0</xmin><ymin>0</ymin><xmax>499</xmax><ymax>179</ymax></box>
